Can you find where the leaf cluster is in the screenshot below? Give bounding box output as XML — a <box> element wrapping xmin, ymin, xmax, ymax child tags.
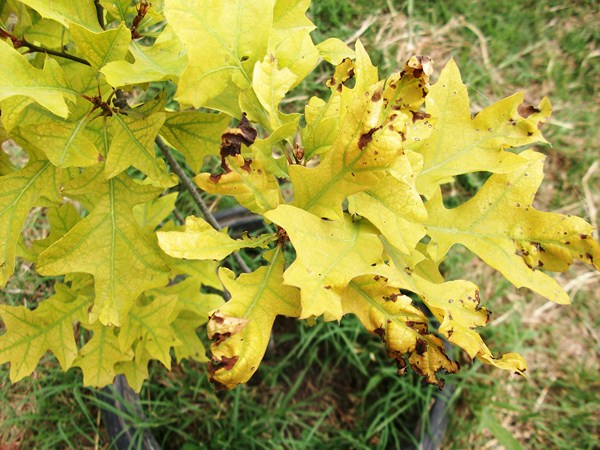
<box><xmin>0</xmin><ymin>0</ymin><xmax>598</xmax><ymax>392</ymax></box>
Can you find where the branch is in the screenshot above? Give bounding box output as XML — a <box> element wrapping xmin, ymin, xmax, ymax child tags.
<box><xmin>0</xmin><ymin>28</ymin><xmax>91</xmax><ymax>66</ymax></box>
<box><xmin>94</xmin><ymin>0</ymin><xmax>105</xmax><ymax>29</ymax></box>
<box><xmin>155</xmin><ymin>135</ymin><xmax>252</xmax><ymax>274</ymax></box>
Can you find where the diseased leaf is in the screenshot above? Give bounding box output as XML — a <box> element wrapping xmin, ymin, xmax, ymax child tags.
<box><xmin>195</xmin><ymin>154</ymin><xmax>280</xmax><ymax>214</ymax></box>
<box><xmin>207</xmin><ymin>248</ymin><xmax>300</xmax><ymax>389</ymax></box>
<box><xmin>425</xmin><ymin>150</ymin><xmax>600</xmax><ymax>305</ymax></box>
<box><xmin>0</xmin><ymin>40</ymin><xmax>77</xmax><ymax>118</ymax></box>
<box><xmin>290</xmin><ymin>42</ymin><xmax>423</xmax><ymax>220</ymax></box>
<box><xmin>37</xmin><ymin>166</ymin><xmax>171</xmax><ymax>327</ymax></box>
<box><xmin>342</xmin><ymin>275</ymin><xmax>458</xmax><ymax>388</ymax></box>
<box><xmin>414</xmin><ymin>59</ymin><xmax>550</xmax><ymax>198</ymax></box>
<box><xmin>0</xmin><ymin>283</ymin><xmax>92</xmax><ymax>381</ymax></box>
<box><xmin>265</xmin><ymin>205</ymin><xmax>384</xmax><ymax>320</ymax></box>
<box><xmin>381</xmin><ymin>238</ymin><xmax>527</xmax><ymax>374</ymax></box>
<box><xmin>157</xmin><ymin>215</ymin><xmax>272</xmax><ymax>261</ymax></box>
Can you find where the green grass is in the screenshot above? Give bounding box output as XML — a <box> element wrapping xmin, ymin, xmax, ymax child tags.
<box><xmin>1</xmin><ymin>0</ymin><xmax>599</xmax><ymax>448</ymax></box>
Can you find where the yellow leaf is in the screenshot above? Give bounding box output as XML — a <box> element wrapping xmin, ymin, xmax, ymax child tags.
<box><xmin>342</xmin><ymin>275</ymin><xmax>459</xmax><ymax>388</ymax></box>
<box><xmin>157</xmin><ymin>215</ymin><xmax>272</xmax><ymax>261</ymax></box>
<box><xmin>164</xmin><ymin>0</ymin><xmax>272</xmax><ymax>113</ymax></box>
<box><xmin>102</xmin><ymin>25</ymin><xmax>187</xmax><ymax>86</ymax></box>
<box><xmin>195</xmin><ymin>154</ymin><xmax>280</xmax><ymax>214</ymax></box>
<box><xmin>70</xmin><ymin>22</ymin><xmax>130</xmax><ymax>70</ymax></box>
<box><xmin>348</xmin><ymin>151</ymin><xmax>427</xmax><ymax>254</ymax></box>
<box><xmin>160</xmin><ymin>111</ymin><xmax>230</xmax><ymax>172</ymax></box>
<box><xmin>207</xmin><ymin>248</ymin><xmax>300</xmax><ymax>389</ymax></box>
<box><xmin>0</xmin><ymin>283</ymin><xmax>92</xmax><ymax>382</ymax></box>
<box><xmin>0</xmin><ymin>40</ymin><xmax>76</xmax><ymax>118</ymax></box>
<box><xmin>265</xmin><ymin>205</ymin><xmax>384</xmax><ymax>321</ymax></box>
<box><xmin>106</xmin><ymin>112</ymin><xmax>176</xmax><ymax>187</ymax></box>
<box><xmin>18</xmin><ymin>0</ymin><xmax>101</xmax><ymax>30</ymax></box>
<box><xmin>74</xmin><ymin>323</ymin><xmax>134</xmax><ymax>388</ymax></box>
<box><xmin>0</xmin><ymin>151</ymin><xmax>59</xmax><ymax>284</ymax></box>
<box><xmin>414</xmin><ymin>59</ymin><xmax>551</xmax><ymax>198</ymax></box>
<box><xmin>118</xmin><ymin>295</ymin><xmax>181</xmax><ymax>369</ymax></box>
<box><xmin>37</xmin><ymin>166</ymin><xmax>171</xmax><ymax>327</ymax></box>
<box><xmin>425</xmin><ymin>150</ymin><xmax>600</xmax><ymax>304</ymax></box>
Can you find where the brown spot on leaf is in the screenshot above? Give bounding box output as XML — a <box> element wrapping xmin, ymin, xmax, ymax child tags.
<box><xmin>579</xmin><ymin>234</ymin><xmax>588</xmax><ymax>239</ymax></box>
<box><xmin>518</xmin><ymin>103</ymin><xmax>541</xmax><ymax>118</ymax></box>
<box><xmin>415</xmin><ymin>339</ymin><xmax>427</xmax><ymax>356</ymax></box>
<box><xmin>241</xmin><ymin>158</ymin><xmax>252</xmax><ymax>173</ymax></box>
<box><xmin>358</xmin><ymin>126</ymin><xmax>381</xmax><ymax>149</ymax></box>
<box><xmin>374</xmin><ymin>327</ymin><xmax>385</xmax><ymax>339</ymax></box>
<box><xmin>371</xmin><ymin>90</ymin><xmax>382</xmax><ymax>102</ymax></box>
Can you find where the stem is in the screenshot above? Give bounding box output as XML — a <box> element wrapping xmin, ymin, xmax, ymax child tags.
<box><xmin>94</xmin><ymin>0</ymin><xmax>105</xmax><ymax>29</ymax></box>
<box><xmin>155</xmin><ymin>135</ymin><xmax>252</xmax><ymax>274</ymax></box>
<box><xmin>0</xmin><ymin>27</ymin><xmax>91</xmax><ymax>66</ymax></box>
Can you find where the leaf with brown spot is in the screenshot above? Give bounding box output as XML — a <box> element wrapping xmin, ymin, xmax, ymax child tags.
<box><xmin>207</xmin><ymin>248</ymin><xmax>300</xmax><ymax>389</ymax></box>
<box><xmin>342</xmin><ymin>275</ymin><xmax>458</xmax><ymax>388</ymax></box>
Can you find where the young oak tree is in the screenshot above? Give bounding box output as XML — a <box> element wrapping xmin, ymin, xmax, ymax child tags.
<box><xmin>0</xmin><ymin>0</ymin><xmax>598</xmax><ymax>391</ymax></box>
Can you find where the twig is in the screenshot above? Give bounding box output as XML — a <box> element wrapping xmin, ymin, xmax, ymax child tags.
<box><xmin>94</xmin><ymin>0</ymin><xmax>105</xmax><ymax>30</ymax></box>
<box><xmin>155</xmin><ymin>135</ymin><xmax>252</xmax><ymax>274</ymax></box>
<box><xmin>0</xmin><ymin>27</ymin><xmax>91</xmax><ymax>66</ymax></box>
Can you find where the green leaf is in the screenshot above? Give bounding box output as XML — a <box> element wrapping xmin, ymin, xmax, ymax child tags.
<box><xmin>157</xmin><ymin>215</ymin><xmax>272</xmax><ymax>261</ymax></box>
<box><xmin>0</xmin><ymin>283</ymin><xmax>92</xmax><ymax>381</ymax></box>
<box><xmin>70</xmin><ymin>22</ymin><xmax>130</xmax><ymax>70</ymax></box>
<box><xmin>0</xmin><ymin>151</ymin><xmax>59</xmax><ymax>284</ymax></box>
<box><xmin>74</xmin><ymin>322</ymin><xmax>134</xmax><ymax>388</ymax></box>
<box><xmin>37</xmin><ymin>167</ymin><xmax>171</xmax><ymax>327</ymax></box>
<box><xmin>207</xmin><ymin>247</ymin><xmax>300</xmax><ymax>389</ymax></box>
<box><xmin>0</xmin><ymin>40</ymin><xmax>77</xmax><ymax>118</ymax></box>
<box><xmin>414</xmin><ymin>59</ymin><xmax>551</xmax><ymax>198</ymax></box>
<box><xmin>101</xmin><ymin>25</ymin><xmax>187</xmax><ymax>86</ymax></box>
<box><xmin>17</xmin><ymin>0</ymin><xmax>101</xmax><ymax>30</ymax></box>
<box><xmin>265</xmin><ymin>205</ymin><xmax>384</xmax><ymax>321</ymax></box>
<box><xmin>425</xmin><ymin>150</ymin><xmax>600</xmax><ymax>305</ymax></box>
<box><xmin>160</xmin><ymin>111</ymin><xmax>229</xmax><ymax>173</ymax></box>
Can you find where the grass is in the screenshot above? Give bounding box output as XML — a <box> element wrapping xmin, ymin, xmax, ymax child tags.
<box><xmin>1</xmin><ymin>0</ymin><xmax>599</xmax><ymax>448</ymax></box>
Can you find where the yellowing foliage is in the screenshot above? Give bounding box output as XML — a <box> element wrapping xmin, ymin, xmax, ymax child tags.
<box><xmin>0</xmin><ymin>0</ymin><xmax>597</xmax><ymax>392</ymax></box>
